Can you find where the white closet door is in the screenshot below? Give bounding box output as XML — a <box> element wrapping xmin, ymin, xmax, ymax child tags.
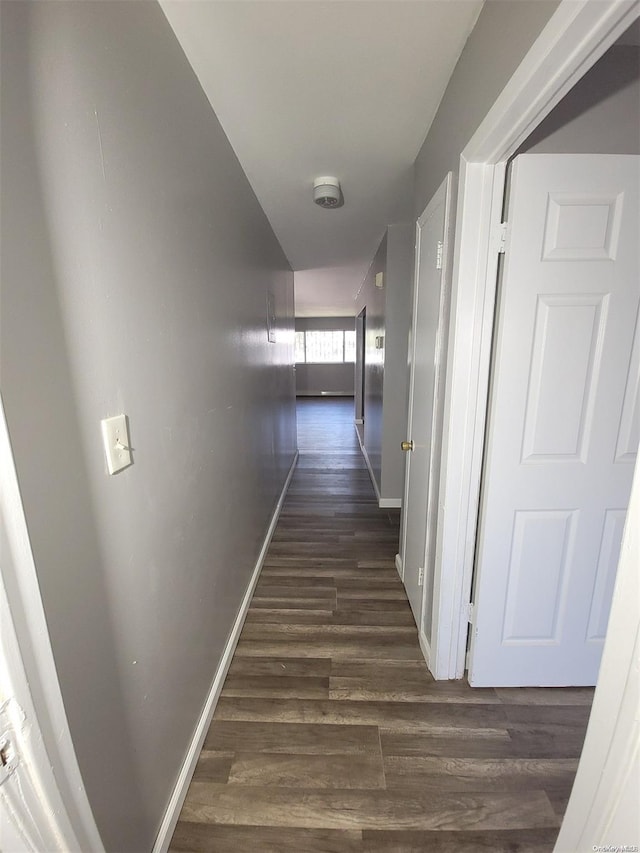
<box><xmin>469</xmin><ymin>154</ymin><xmax>639</xmax><ymax>687</ymax></box>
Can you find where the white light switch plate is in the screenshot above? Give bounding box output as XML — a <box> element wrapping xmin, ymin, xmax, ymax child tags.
<box><xmin>101</xmin><ymin>414</ymin><xmax>132</xmax><ymax>475</ymax></box>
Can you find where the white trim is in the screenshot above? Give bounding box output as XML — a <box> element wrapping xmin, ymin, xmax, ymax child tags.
<box><xmin>432</xmin><ymin>160</ymin><xmax>506</xmax><ymax>680</ymax></box>
<box><xmin>0</xmin><ymin>397</ymin><xmax>104</xmax><ymax>851</ymax></box>
<box><xmin>355</xmin><ymin>423</ymin><xmax>382</xmax><ymax>503</ymax></box>
<box><xmin>395</xmin><ymin>552</ymin><xmax>403</xmax><ymax>580</ymax></box>
<box><xmin>418</xmin><ymin>629</ymin><xmax>431</xmax><ymax>673</ymax></box>
<box><xmin>353</xmin><ymin>424</ymin><xmax>401</xmax><ymax>509</ymax></box>
<box><xmin>152</xmin><ymin>451</ymin><xmax>299</xmax><ymax>853</ymax></box>
<box><xmin>554</xmin><ymin>456</ymin><xmax>640</xmax><ymax>850</ymax></box>
<box><xmin>0</xmin><ymin>544</ymin><xmax>89</xmax><ymax>851</ymax></box>
<box><xmin>362</xmin><ymin>448</ymin><xmax>381</xmax><ymax>503</ymax></box>
<box><xmin>295</xmin><ymin>391</ymin><xmax>354</xmax><ymax>397</ymax></box>
<box><xmin>379</xmin><ymin>497</ymin><xmax>401</xmax><ymax>509</ymax></box>
<box><xmin>432</xmin><ymin>0</ymin><xmax>640</xmax><ymax>680</ymax></box>
<box><xmin>468</xmin><ymin>0</ymin><xmax>640</xmax><ymax>164</ymax></box>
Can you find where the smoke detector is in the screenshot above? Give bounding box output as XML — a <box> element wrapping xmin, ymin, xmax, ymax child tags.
<box><xmin>313</xmin><ymin>176</ymin><xmax>342</xmax><ymax>209</ymax></box>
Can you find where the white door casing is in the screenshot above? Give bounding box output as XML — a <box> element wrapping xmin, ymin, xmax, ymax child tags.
<box><xmin>0</xmin><ymin>569</ymin><xmax>74</xmax><ymax>851</ymax></box>
<box><xmin>554</xmin><ymin>455</ymin><xmax>640</xmax><ymax>851</ymax></box>
<box><xmin>0</xmin><ymin>397</ymin><xmax>104</xmax><ymax>851</ymax></box>
<box><xmin>469</xmin><ymin>153</ymin><xmax>639</xmax><ymax>687</ymax></box>
<box><xmin>399</xmin><ymin>173</ymin><xmax>453</xmax><ymax>660</ymax></box>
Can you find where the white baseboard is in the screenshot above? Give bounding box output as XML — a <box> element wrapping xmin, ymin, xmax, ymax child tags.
<box><xmin>354</xmin><ymin>418</ymin><xmax>364</xmax><ymax>425</ymax></box>
<box><xmin>353</xmin><ymin>426</ymin><xmax>402</xmax><ymax>510</ymax></box>
<box><xmin>296</xmin><ymin>391</ymin><xmax>355</xmax><ymax>397</ymax></box>
<box><xmin>379</xmin><ymin>497</ymin><xmax>402</xmax><ymax>509</ymax></box>
<box><xmin>355</xmin><ymin>427</ymin><xmax>382</xmax><ymax>502</ymax></box>
<box><xmin>152</xmin><ymin>451</ymin><xmax>299</xmax><ymax>853</ymax></box>
<box><xmin>419</xmin><ymin>629</ymin><xmax>432</xmax><ymax>673</ymax></box>
<box><xmin>395</xmin><ymin>552</ymin><xmax>403</xmax><ymax>580</ymax></box>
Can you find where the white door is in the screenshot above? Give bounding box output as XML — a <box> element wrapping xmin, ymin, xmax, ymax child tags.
<box><xmin>399</xmin><ymin>173</ymin><xmax>453</xmax><ymax>642</ymax></box>
<box><xmin>469</xmin><ymin>154</ymin><xmax>639</xmax><ymax>687</ymax></box>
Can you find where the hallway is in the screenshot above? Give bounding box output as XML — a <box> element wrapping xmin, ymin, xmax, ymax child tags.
<box><xmin>170</xmin><ymin>397</ymin><xmax>592</xmax><ymax>852</ymax></box>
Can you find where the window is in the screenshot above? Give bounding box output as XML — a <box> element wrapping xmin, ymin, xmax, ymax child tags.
<box><xmin>295</xmin><ymin>330</ymin><xmax>356</xmax><ymax>363</ymax></box>
<box><xmin>344</xmin><ymin>330</ymin><xmax>356</xmax><ymax>362</ymax></box>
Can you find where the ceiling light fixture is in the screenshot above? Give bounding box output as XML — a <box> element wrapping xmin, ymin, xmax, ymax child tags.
<box><xmin>313</xmin><ymin>176</ymin><xmax>342</xmax><ymax>209</ymax></box>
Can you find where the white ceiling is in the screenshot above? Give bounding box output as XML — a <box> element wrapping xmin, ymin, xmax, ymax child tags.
<box><xmin>160</xmin><ymin>1</ymin><xmax>483</xmax><ymax>316</ymax></box>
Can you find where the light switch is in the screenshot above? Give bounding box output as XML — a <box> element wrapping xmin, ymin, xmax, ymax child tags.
<box><xmin>101</xmin><ymin>414</ymin><xmax>132</xmax><ymax>475</ymax></box>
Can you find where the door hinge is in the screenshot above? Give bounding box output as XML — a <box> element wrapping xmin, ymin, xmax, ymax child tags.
<box><xmin>0</xmin><ymin>699</ymin><xmax>26</xmax><ymax>787</ymax></box>
<box><xmin>464</xmin><ymin>602</ymin><xmax>475</xmax><ymax>624</ymax></box>
<box><xmin>435</xmin><ymin>240</ymin><xmax>444</xmax><ymax>270</ymax></box>
<box><xmin>496</xmin><ymin>222</ymin><xmax>508</xmax><ymax>254</ymax></box>
<box><xmin>418</xmin><ymin>567</ymin><xmax>424</xmax><ymax>587</ymax></box>
<box><xmin>0</xmin><ymin>733</ymin><xmax>19</xmax><ymax>787</ymax></box>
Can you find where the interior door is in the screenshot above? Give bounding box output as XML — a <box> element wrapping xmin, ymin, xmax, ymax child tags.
<box><xmin>355</xmin><ymin>309</ymin><xmax>365</xmax><ymax>424</ymax></box>
<box><xmin>469</xmin><ymin>154</ymin><xmax>639</xmax><ymax>687</ymax></box>
<box><xmin>399</xmin><ymin>173</ymin><xmax>453</xmax><ymax>639</ymax></box>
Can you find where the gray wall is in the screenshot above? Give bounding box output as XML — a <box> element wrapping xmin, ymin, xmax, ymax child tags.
<box><xmin>295</xmin><ymin>317</ymin><xmax>355</xmax><ymax>396</ymax></box>
<box><xmin>414</xmin><ymin>0</ymin><xmax>561</xmax><ymax>216</ymax></box>
<box><xmin>295</xmin><ymin>363</ymin><xmax>355</xmax><ymax>396</ymax></box>
<box><xmin>517</xmin><ymin>45</ymin><xmax>640</xmax><ymax>155</ymax></box>
<box><xmin>0</xmin><ymin>3</ymin><xmax>295</xmax><ymax>851</ymax></box>
<box><xmin>296</xmin><ymin>317</ymin><xmax>356</xmax><ymax>331</ymax></box>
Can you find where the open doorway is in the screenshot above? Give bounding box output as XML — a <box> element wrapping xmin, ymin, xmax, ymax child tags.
<box><xmin>420</xmin><ymin>4</ymin><xmax>640</xmax><ymax>683</ymax></box>
<box><xmin>467</xmin><ymin>24</ymin><xmax>640</xmax><ymax>687</ymax></box>
<box><xmin>465</xmin><ymin>22</ymin><xmax>640</xmax><ymax>689</ymax></box>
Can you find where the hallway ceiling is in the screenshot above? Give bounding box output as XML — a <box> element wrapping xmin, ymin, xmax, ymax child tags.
<box><xmin>160</xmin><ymin>1</ymin><xmax>483</xmax><ymax>316</ymax></box>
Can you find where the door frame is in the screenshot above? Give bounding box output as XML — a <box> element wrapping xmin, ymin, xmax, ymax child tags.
<box><xmin>430</xmin><ymin>0</ymin><xmax>640</xmax><ymax>681</ymax></box>
<box><xmin>399</xmin><ymin>172</ymin><xmax>453</xmax><ymax>668</ymax></box>
<box><xmin>355</xmin><ymin>308</ymin><xmax>366</xmax><ymax>425</ymax></box>
<box><xmin>0</xmin><ymin>397</ymin><xmax>104</xmax><ymax>851</ymax></box>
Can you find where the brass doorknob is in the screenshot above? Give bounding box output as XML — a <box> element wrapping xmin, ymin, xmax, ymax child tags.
<box><xmin>401</xmin><ymin>440</ymin><xmax>414</xmax><ymax>452</ymax></box>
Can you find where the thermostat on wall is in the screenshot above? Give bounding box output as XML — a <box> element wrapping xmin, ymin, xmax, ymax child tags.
<box><xmin>375</xmin><ymin>272</ymin><xmax>384</xmax><ymax>288</ymax></box>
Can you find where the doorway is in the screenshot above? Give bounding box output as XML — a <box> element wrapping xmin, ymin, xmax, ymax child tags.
<box><xmin>424</xmin><ymin>4</ymin><xmax>640</xmax><ymax>682</ymax></box>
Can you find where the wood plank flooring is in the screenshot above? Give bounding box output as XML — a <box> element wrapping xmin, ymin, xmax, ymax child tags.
<box><xmin>170</xmin><ymin>397</ymin><xmax>593</xmax><ymax>852</ymax></box>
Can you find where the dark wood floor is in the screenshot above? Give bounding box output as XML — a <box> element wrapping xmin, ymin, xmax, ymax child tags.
<box><xmin>170</xmin><ymin>397</ymin><xmax>593</xmax><ymax>852</ymax></box>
